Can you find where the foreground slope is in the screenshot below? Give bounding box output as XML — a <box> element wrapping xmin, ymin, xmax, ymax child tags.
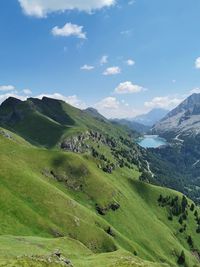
<box><xmin>0</xmin><ymin>127</ymin><xmax>200</xmax><ymax>266</ymax></box>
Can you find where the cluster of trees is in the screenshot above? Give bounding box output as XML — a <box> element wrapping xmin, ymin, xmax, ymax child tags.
<box><xmin>147</xmin><ymin>134</ymin><xmax>200</xmax><ymax>204</ymax></box>
<box><xmin>158</xmin><ymin>193</ymin><xmax>200</xmax><ymax>265</ymax></box>
<box><xmin>157</xmin><ymin>194</ymin><xmax>193</xmax><ymax>233</ymax></box>
<box><xmin>91</xmin><ymin>147</ymin><xmax>116</xmax><ymax>174</ymax></box>
<box><xmin>158</xmin><ymin>194</ymin><xmax>188</xmax><ymax>216</ymax></box>
<box><xmin>90</xmin><ymin>133</ymin><xmax>142</xmax><ymax>173</ymax></box>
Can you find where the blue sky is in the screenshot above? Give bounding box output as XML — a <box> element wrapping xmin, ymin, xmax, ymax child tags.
<box><xmin>1</xmin><ymin>0</ymin><xmax>200</xmax><ymax>118</ymax></box>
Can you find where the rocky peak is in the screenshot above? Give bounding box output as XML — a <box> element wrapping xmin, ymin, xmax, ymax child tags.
<box><xmin>164</xmin><ymin>93</ymin><xmax>200</xmax><ymax>120</ymax></box>
<box><xmin>0</xmin><ymin>97</ymin><xmax>22</xmax><ymax>109</ymax></box>
<box><xmin>152</xmin><ymin>93</ymin><xmax>200</xmax><ymax>138</ymax></box>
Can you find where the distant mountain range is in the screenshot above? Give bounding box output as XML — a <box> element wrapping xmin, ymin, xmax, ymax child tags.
<box><xmin>133</xmin><ymin>108</ymin><xmax>169</xmax><ymax>127</ymax></box>
<box><xmin>112</xmin><ymin>108</ymin><xmax>168</xmax><ymax>134</ymax></box>
<box><xmin>152</xmin><ymin>93</ymin><xmax>200</xmax><ymax>138</ymax></box>
<box><xmin>111</xmin><ymin>119</ymin><xmax>150</xmax><ymax>133</ymax></box>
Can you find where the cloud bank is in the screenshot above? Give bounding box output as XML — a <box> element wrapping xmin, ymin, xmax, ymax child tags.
<box><xmin>18</xmin><ymin>0</ymin><xmax>116</xmax><ymax>17</ymax></box>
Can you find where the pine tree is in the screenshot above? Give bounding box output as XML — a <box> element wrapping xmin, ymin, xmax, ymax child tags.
<box><xmin>194</xmin><ymin>210</ymin><xmax>198</xmax><ymax>218</ymax></box>
<box><xmin>187</xmin><ymin>235</ymin><xmax>193</xmax><ymax>248</ymax></box>
<box><xmin>158</xmin><ymin>194</ymin><xmax>163</xmax><ymax>203</ymax></box>
<box><xmin>190</xmin><ymin>203</ymin><xmax>195</xmax><ymax>211</ymax></box>
<box><xmin>177</xmin><ymin>250</ymin><xmax>185</xmax><ymax>265</ymax></box>
<box><xmin>181</xmin><ymin>195</ymin><xmax>188</xmax><ymax>213</ymax></box>
<box><xmin>179</xmin><ymin>216</ymin><xmax>183</xmax><ymax>225</ymax></box>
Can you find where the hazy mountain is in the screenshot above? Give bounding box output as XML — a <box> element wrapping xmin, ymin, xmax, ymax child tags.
<box><xmin>111</xmin><ymin>118</ymin><xmax>150</xmax><ymax>133</ymax></box>
<box><xmin>133</xmin><ymin>108</ymin><xmax>169</xmax><ymax>126</ymax></box>
<box><xmin>152</xmin><ymin>93</ymin><xmax>200</xmax><ymax>138</ymax></box>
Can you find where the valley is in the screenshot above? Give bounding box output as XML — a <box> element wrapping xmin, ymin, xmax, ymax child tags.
<box><xmin>0</xmin><ymin>97</ymin><xmax>200</xmax><ymax>266</ymax></box>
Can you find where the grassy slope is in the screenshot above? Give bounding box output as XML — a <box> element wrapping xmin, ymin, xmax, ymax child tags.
<box><xmin>0</xmin><ymin>97</ymin><xmax>131</xmax><ymax>148</ymax></box>
<box><xmin>0</xmin><ymin>130</ymin><xmax>200</xmax><ymax>266</ymax></box>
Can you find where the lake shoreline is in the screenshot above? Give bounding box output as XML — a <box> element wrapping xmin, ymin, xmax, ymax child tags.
<box><xmin>137</xmin><ymin>135</ymin><xmax>168</xmax><ymax>148</ymax></box>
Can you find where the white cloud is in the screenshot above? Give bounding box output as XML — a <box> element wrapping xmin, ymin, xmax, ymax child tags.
<box><xmin>0</xmin><ymin>85</ymin><xmax>15</xmax><ymax>91</ymax></box>
<box><xmin>23</xmin><ymin>89</ymin><xmax>32</xmax><ymax>95</ymax></box>
<box><xmin>18</xmin><ymin>0</ymin><xmax>116</xmax><ymax>18</ymax></box>
<box><xmin>103</xmin><ymin>66</ymin><xmax>121</xmax><ymax>75</ymax></box>
<box><xmin>36</xmin><ymin>93</ymin><xmax>87</xmax><ymax>109</ymax></box>
<box><xmin>144</xmin><ymin>96</ymin><xmax>183</xmax><ymax>109</ymax></box>
<box><xmin>195</xmin><ymin>57</ymin><xmax>200</xmax><ymax>69</ymax></box>
<box><xmin>95</xmin><ymin>96</ymin><xmax>143</xmax><ymax>118</ymax></box>
<box><xmin>52</xmin><ymin>23</ymin><xmax>86</xmax><ymax>39</ymax></box>
<box><xmin>190</xmin><ymin>88</ymin><xmax>200</xmax><ymax>94</ymax></box>
<box><xmin>95</xmin><ymin>97</ymin><xmax>119</xmax><ymax>109</ymax></box>
<box><xmin>0</xmin><ymin>93</ymin><xmax>27</xmax><ymax>104</ymax></box>
<box><xmin>126</xmin><ymin>59</ymin><xmax>135</xmax><ymax>66</ymax></box>
<box><xmin>100</xmin><ymin>55</ymin><xmax>108</xmax><ymax>65</ymax></box>
<box><xmin>115</xmin><ymin>81</ymin><xmax>144</xmax><ymax>94</ymax></box>
<box><xmin>81</xmin><ymin>64</ymin><xmax>94</xmax><ymax>71</ymax></box>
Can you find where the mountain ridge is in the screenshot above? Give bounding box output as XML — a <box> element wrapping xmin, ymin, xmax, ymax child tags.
<box><xmin>133</xmin><ymin>108</ymin><xmax>169</xmax><ymax>127</ymax></box>
<box><xmin>152</xmin><ymin>93</ymin><xmax>200</xmax><ymax>138</ymax></box>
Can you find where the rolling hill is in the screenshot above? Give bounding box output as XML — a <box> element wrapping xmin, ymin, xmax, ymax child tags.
<box><xmin>0</xmin><ymin>97</ymin><xmax>200</xmax><ymax>266</ymax></box>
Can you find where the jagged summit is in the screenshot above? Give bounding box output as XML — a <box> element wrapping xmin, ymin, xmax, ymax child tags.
<box><xmin>163</xmin><ymin>93</ymin><xmax>200</xmax><ymax>120</ymax></box>
<box><xmin>152</xmin><ymin>93</ymin><xmax>200</xmax><ymax>138</ymax></box>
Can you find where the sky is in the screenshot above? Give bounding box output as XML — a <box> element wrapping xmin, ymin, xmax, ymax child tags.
<box><xmin>1</xmin><ymin>0</ymin><xmax>200</xmax><ymax>118</ymax></box>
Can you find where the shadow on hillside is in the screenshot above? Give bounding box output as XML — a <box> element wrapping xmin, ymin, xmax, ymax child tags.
<box><xmin>128</xmin><ymin>178</ymin><xmax>154</xmax><ymax>203</ymax></box>
<box><xmin>31</xmin><ymin>97</ymin><xmax>76</xmax><ymax>126</ymax></box>
<box><xmin>0</xmin><ymin>97</ymin><xmax>77</xmax><ymax>148</ymax></box>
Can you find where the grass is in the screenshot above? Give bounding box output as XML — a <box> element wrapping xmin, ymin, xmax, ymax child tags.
<box><xmin>0</xmin><ymin>129</ymin><xmax>200</xmax><ymax>266</ymax></box>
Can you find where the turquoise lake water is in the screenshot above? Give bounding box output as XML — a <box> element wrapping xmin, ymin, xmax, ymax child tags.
<box><xmin>137</xmin><ymin>135</ymin><xmax>167</xmax><ymax>148</ymax></box>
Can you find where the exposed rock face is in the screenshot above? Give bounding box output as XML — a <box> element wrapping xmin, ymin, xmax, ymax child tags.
<box><xmin>60</xmin><ymin>131</ymin><xmax>116</xmax><ymax>153</ymax></box>
<box><xmin>152</xmin><ymin>93</ymin><xmax>200</xmax><ymax>139</ymax></box>
<box><xmin>61</xmin><ymin>131</ymin><xmax>91</xmax><ymax>153</ymax></box>
<box><xmin>0</xmin><ymin>129</ymin><xmax>12</xmax><ymax>139</ymax></box>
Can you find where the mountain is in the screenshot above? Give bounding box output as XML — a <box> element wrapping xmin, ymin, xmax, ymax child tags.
<box><xmin>0</xmin><ymin>97</ymin><xmax>200</xmax><ymax>266</ymax></box>
<box><xmin>0</xmin><ymin>97</ymin><xmax>137</xmax><ymax>148</ymax></box>
<box><xmin>85</xmin><ymin>107</ymin><xmax>107</xmax><ymax>121</ymax></box>
<box><xmin>147</xmin><ymin>93</ymin><xmax>200</xmax><ymax>204</ymax></box>
<box><xmin>133</xmin><ymin>108</ymin><xmax>169</xmax><ymax>127</ymax></box>
<box><xmin>111</xmin><ymin>119</ymin><xmax>150</xmax><ymax>134</ymax></box>
<box><xmin>152</xmin><ymin>93</ymin><xmax>200</xmax><ymax>138</ymax></box>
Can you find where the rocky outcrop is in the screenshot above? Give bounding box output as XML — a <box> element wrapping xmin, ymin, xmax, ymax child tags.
<box><xmin>60</xmin><ymin>130</ymin><xmax>114</xmax><ymax>153</ymax></box>
<box><xmin>96</xmin><ymin>202</ymin><xmax>120</xmax><ymax>216</ymax></box>
<box><xmin>0</xmin><ymin>129</ymin><xmax>12</xmax><ymax>139</ymax></box>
